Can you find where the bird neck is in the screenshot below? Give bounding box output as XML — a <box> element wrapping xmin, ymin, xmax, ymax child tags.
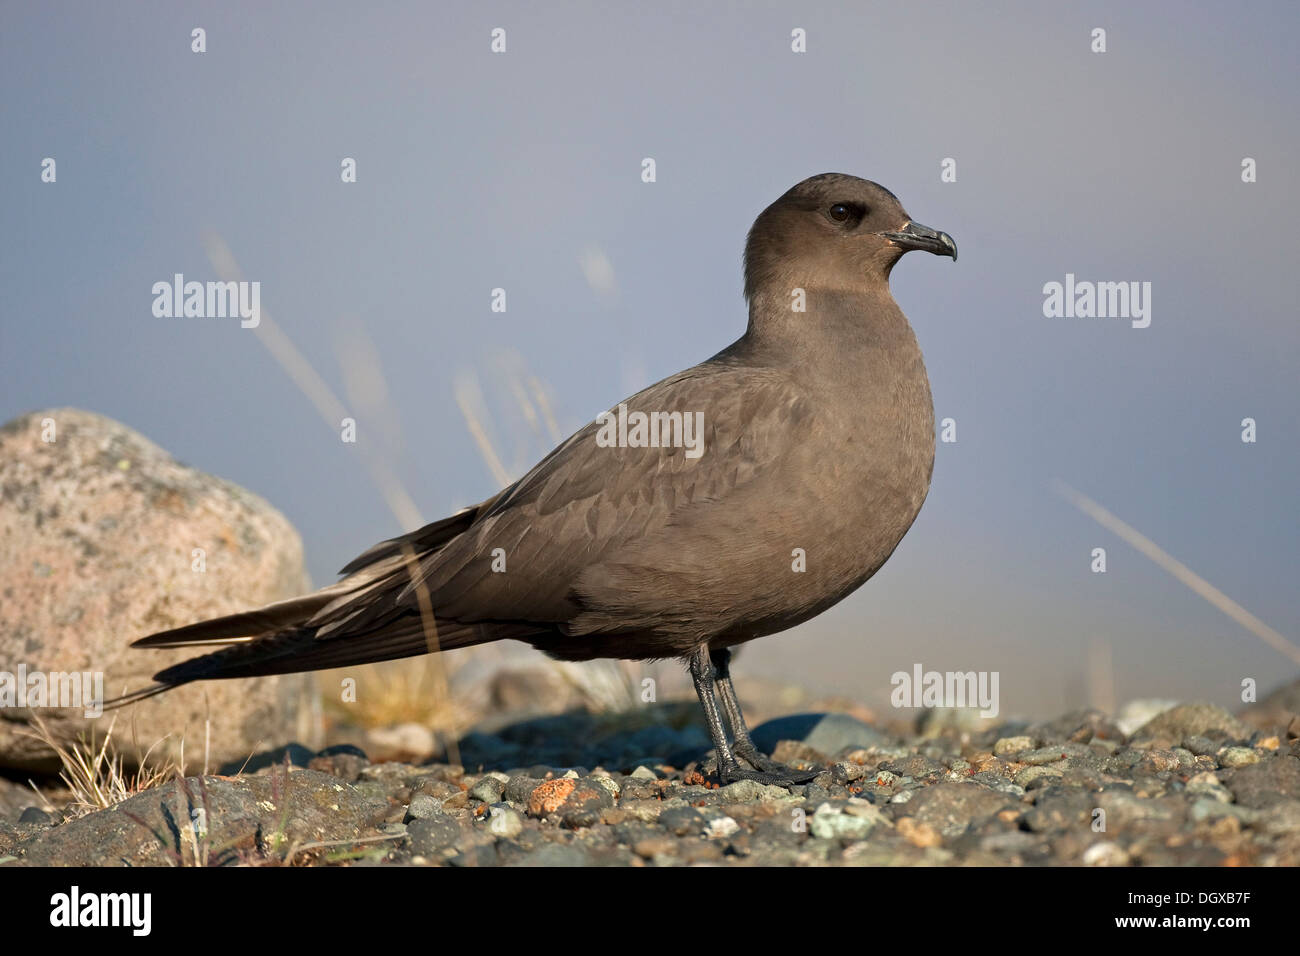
<box><xmin>742</xmin><ymin>286</ymin><xmax>920</xmax><ymax>371</ymax></box>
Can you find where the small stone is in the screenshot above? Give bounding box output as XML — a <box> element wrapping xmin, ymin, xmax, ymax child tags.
<box><xmin>896</xmin><ymin>816</ymin><xmax>942</xmax><ymax>848</ymax></box>
<box><xmin>404</xmin><ymin>793</ymin><xmax>442</xmax><ymax>822</ymax></box>
<box><xmin>365</xmin><ymin>723</ymin><xmax>436</xmax><ymax>762</ymax></box>
<box><xmin>1130</xmin><ymin>703</ymin><xmax>1251</xmax><ymax>745</ymax></box>
<box><xmin>483</xmin><ymin>804</ymin><xmax>524</xmax><ymax>840</ymax></box>
<box><xmin>879</xmin><ymin>754</ymin><xmax>945</xmax><ymax>778</ymax></box>
<box><xmin>751</xmin><ymin>712</ymin><xmax>891</xmax><ymax>756</ymax></box>
<box><xmin>559</xmin><ymin>781</ymin><xmax>614</xmax><ymax>829</ymax></box>
<box><xmin>1082</xmin><ymin>841</ymin><xmax>1130</xmax><ymax>866</ymax></box>
<box><xmin>715</xmin><ymin>779</ymin><xmax>763</xmax><ymax>803</ymax></box>
<box><xmin>632</xmin><ymin>837</ymin><xmax>677</xmax><ymax>860</ymax></box>
<box><xmin>406</xmin><ymin>813</ymin><xmax>463</xmax><ymax>856</ymax></box>
<box><xmin>1228</xmin><ymin>755</ymin><xmax>1300</xmax><ymax>808</ymax></box>
<box><xmin>1219</xmin><ymin>747</ymin><xmax>1259</xmax><ymax>768</ymax></box>
<box><xmin>503</xmin><ymin>775</ymin><xmax>544</xmax><ymax>805</ymax></box>
<box><xmin>1189</xmin><ymin>799</ymin><xmax>1259</xmax><ymax>825</ymax></box>
<box><xmin>809</xmin><ymin>803</ymin><xmax>887</xmax><ymax>840</ymax></box>
<box><xmin>993</xmin><ymin>736</ymin><xmax>1035</xmax><ymax>756</ymax></box>
<box><xmin>468</xmin><ymin>776</ymin><xmax>506</xmax><ymax>804</ymax></box>
<box><xmin>1260</xmin><ymin>800</ymin><xmax>1300</xmax><ymax>836</ymax></box>
<box><xmin>1139</xmin><ymin>749</ymin><xmax>1183</xmax><ymax>774</ymax></box>
<box><xmin>1185</xmin><ymin>771</ymin><xmax>1232</xmax><ymax>803</ymax></box>
<box><xmin>17</xmin><ymin>806</ymin><xmax>53</xmax><ymax>826</ymax></box>
<box><xmin>704</xmin><ymin>816</ymin><xmax>740</xmax><ymax>839</ymax></box>
<box><xmin>1018</xmin><ymin>744</ymin><xmax>1089</xmax><ymax>766</ymax></box>
<box><xmin>527</xmin><ymin>778</ymin><xmax>576</xmax><ymax>817</ymax></box>
<box><xmin>1014</xmin><ymin>765</ymin><xmax>1064</xmax><ymax>789</ymax></box>
<box><xmin>629</xmin><ymin>765</ymin><xmax>658</xmax><ymax>781</ymax></box>
<box><xmin>968</xmin><ymin>753</ymin><xmax>1003</xmax><ymax>774</ymax></box>
<box><xmin>659</xmin><ymin>806</ymin><xmax>706</xmax><ymax>836</ymax></box>
<box><xmin>1115</xmin><ymin>699</ymin><xmax>1180</xmax><ymax>736</ymax></box>
<box><xmin>832</xmin><ymin>761</ymin><xmax>867</xmax><ymax>784</ymax></box>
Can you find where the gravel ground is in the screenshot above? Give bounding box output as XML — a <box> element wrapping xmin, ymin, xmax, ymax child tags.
<box><xmin>4</xmin><ymin>691</ymin><xmax>1299</xmax><ymax>867</ymax></box>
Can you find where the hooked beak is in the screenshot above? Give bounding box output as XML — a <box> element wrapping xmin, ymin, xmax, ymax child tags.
<box><xmin>877</xmin><ymin>220</ymin><xmax>958</xmax><ymax>261</ymax></box>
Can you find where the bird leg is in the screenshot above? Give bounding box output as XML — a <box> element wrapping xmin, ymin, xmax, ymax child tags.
<box><xmin>689</xmin><ymin>645</ymin><xmax>820</xmax><ymax>786</ymax></box>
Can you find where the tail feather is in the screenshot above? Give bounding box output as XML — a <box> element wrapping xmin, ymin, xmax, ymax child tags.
<box><xmin>337</xmin><ymin>504</ymin><xmax>485</xmax><ymax>576</ymax></box>
<box><xmin>113</xmin><ymin>496</ymin><xmax>536</xmax><ymax>709</ymax></box>
<box><xmin>106</xmin><ymin>616</ymin><xmax>542</xmax><ymax>710</ymax></box>
<box><xmin>131</xmin><ymin>585</ymin><xmax>355</xmax><ymax>648</ymax></box>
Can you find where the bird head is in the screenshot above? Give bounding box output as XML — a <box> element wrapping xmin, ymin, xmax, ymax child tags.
<box><xmin>743</xmin><ymin>173</ymin><xmax>956</xmax><ymax>301</ymax></box>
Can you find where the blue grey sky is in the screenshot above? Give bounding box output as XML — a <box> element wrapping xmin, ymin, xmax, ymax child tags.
<box><xmin>3</xmin><ymin>1</ymin><xmax>1297</xmax><ymax>717</ymax></box>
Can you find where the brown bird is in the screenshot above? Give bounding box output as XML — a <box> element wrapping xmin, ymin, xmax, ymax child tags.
<box><xmin>112</xmin><ymin>173</ymin><xmax>956</xmax><ymax>785</ymax></box>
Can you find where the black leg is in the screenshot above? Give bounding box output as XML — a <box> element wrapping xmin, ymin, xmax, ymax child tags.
<box><xmin>691</xmin><ymin>645</ymin><xmax>820</xmax><ymax>786</ymax></box>
<box><xmin>711</xmin><ymin>647</ymin><xmax>778</xmax><ymax>771</ymax></box>
<box><xmin>688</xmin><ymin>644</ymin><xmax>740</xmax><ymax>775</ymax></box>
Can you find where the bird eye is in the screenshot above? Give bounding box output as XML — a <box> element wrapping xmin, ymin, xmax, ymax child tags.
<box><xmin>829</xmin><ymin>203</ymin><xmax>850</xmax><ymax>222</ymax></box>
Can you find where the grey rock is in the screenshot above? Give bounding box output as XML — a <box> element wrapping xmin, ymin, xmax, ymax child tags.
<box><xmin>404</xmin><ymin>793</ymin><xmax>443</xmax><ymax>821</ymax></box>
<box><xmin>810</xmin><ymin>802</ymin><xmax>888</xmax><ymax>840</ymax></box>
<box><xmin>15</xmin><ymin>768</ymin><xmax>384</xmax><ymax>866</ymax></box>
<box><xmin>1023</xmin><ymin>790</ymin><xmax>1094</xmax><ymax>832</ymax></box>
<box><xmin>17</xmin><ymin>807</ymin><xmax>53</xmax><ymax>826</ymax></box>
<box><xmin>878</xmin><ymin>754</ymin><xmax>946</xmax><ymax>778</ymax></box>
<box><xmin>1115</xmin><ymin>699</ymin><xmax>1181</xmax><ymax>737</ymax></box>
<box><xmin>406</xmin><ymin>813</ymin><xmax>464</xmax><ymax>855</ymax></box>
<box><xmin>1228</xmin><ymin>756</ymin><xmax>1300</xmax><ymax>809</ymax></box>
<box><xmin>903</xmin><ymin>782</ymin><xmax>1016</xmax><ymax>836</ymax></box>
<box><xmin>1131</xmin><ymin>703</ymin><xmax>1252</xmax><ymax>746</ymax></box>
<box><xmin>993</xmin><ymin>736</ymin><xmax>1035</xmax><ymax>756</ymax></box>
<box><xmin>751</xmin><ymin>712</ymin><xmax>890</xmax><ymax>756</ymax></box>
<box><xmin>506</xmin><ymin>843</ymin><xmax>592</xmax><ymax>867</ymax></box>
<box><xmin>221</xmin><ymin>742</ymin><xmax>316</xmax><ymax>776</ymax></box>
<box><xmin>1027</xmin><ymin>708</ymin><xmax>1123</xmax><ymax>744</ymax></box>
<box><xmin>0</xmin><ymin>408</ymin><xmax>319</xmax><ymax>773</ymax></box>
<box><xmin>1219</xmin><ymin>747</ymin><xmax>1260</xmax><ymax>768</ymax></box>
<box><xmin>483</xmin><ymin>804</ymin><xmax>524</xmax><ymax>840</ymax></box>
<box><xmin>832</xmin><ymin>761</ymin><xmax>868</xmax><ymax>784</ymax></box>
<box><xmin>503</xmin><ymin>774</ymin><xmax>545</xmax><ymax>805</ymax></box>
<box><xmin>468</xmin><ymin>776</ymin><xmax>506</xmax><ymax>804</ymax></box>
<box><xmin>1185</xmin><ymin>772</ymin><xmax>1233</xmax><ymax>803</ymax></box>
<box><xmin>659</xmin><ymin>807</ymin><xmax>707</xmax><ymax>836</ymax></box>
<box><xmin>1014</xmin><ymin>766</ymin><xmax>1064</xmax><ymax>789</ymax></box>
<box><xmin>1081</xmin><ymin>841</ymin><xmax>1131</xmax><ymax>866</ymax></box>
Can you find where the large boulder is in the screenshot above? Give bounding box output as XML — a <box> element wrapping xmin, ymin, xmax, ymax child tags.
<box><xmin>0</xmin><ymin>408</ymin><xmax>321</xmax><ymax>772</ymax></box>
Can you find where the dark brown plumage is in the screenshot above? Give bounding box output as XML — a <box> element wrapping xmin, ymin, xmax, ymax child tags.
<box><xmin>113</xmin><ymin>173</ymin><xmax>956</xmax><ymax>785</ymax></box>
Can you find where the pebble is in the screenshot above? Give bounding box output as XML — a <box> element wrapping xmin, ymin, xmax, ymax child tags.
<box><xmin>404</xmin><ymin>793</ymin><xmax>443</xmax><ymax>821</ymax></box>
<box><xmin>1219</xmin><ymin>747</ymin><xmax>1260</xmax><ymax>767</ymax></box>
<box><xmin>14</xmin><ymin>691</ymin><xmax>1300</xmax><ymax>868</ymax></box>
<box><xmin>993</xmin><ymin>736</ymin><xmax>1035</xmax><ymax>756</ymax></box>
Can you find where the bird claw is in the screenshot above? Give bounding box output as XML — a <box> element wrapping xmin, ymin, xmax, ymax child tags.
<box><xmin>717</xmin><ymin>759</ymin><xmax>821</xmax><ymax>787</ymax></box>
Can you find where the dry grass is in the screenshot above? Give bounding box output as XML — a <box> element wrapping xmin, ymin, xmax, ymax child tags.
<box><xmin>22</xmin><ymin>713</ymin><xmax>186</xmax><ymax>816</ymax></box>
<box><xmin>318</xmin><ymin>660</ymin><xmax>474</xmax><ymax>734</ymax></box>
